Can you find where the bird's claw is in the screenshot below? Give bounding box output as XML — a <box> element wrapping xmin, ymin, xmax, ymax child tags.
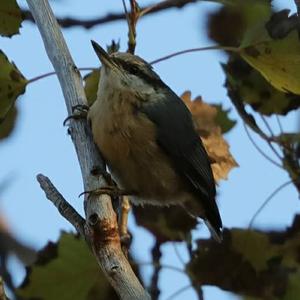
<box><xmin>63</xmin><ymin>104</ymin><xmax>90</xmax><ymax>126</ymax></box>
<box><xmin>79</xmin><ymin>186</ymin><xmax>132</xmax><ymax>198</ymax></box>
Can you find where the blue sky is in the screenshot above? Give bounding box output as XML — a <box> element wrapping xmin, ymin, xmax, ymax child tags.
<box><xmin>0</xmin><ymin>0</ymin><xmax>299</xmax><ymax>299</ymax></box>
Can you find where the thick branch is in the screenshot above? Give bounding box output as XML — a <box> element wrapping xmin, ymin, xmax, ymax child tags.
<box><xmin>26</xmin><ymin>0</ymin><xmax>149</xmax><ymax>299</ymax></box>
<box><xmin>22</xmin><ymin>0</ymin><xmax>199</xmax><ymax>29</ymax></box>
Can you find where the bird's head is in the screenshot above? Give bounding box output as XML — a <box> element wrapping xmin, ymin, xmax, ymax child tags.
<box><xmin>91</xmin><ymin>40</ymin><xmax>164</xmax><ymax>95</ymax></box>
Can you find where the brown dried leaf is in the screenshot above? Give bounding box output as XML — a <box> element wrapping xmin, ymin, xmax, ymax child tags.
<box><xmin>181</xmin><ymin>91</ymin><xmax>238</xmax><ymax>181</ymax></box>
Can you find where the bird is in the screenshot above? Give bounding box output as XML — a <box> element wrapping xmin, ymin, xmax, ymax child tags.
<box><xmin>88</xmin><ymin>40</ymin><xmax>223</xmax><ymax>242</ymax></box>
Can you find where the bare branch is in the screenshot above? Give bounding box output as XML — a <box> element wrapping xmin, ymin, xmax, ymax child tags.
<box><xmin>22</xmin><ymin>0</ymin><xmax>199</xmax><ymax>29</ymax></box>
<box><xmin>243</xmin><ymin>123</ymin><xmax>283</xmax><ymax>169</ymax></box>
<box><xmin>26</xmin><ymin>0</ymin><xmax>149</xmax><ymax>299</ymax></box>
<box><xmin>36</xmin><ymin>174</ymin><xmax>86</xmax><ymax>237</ymax></box>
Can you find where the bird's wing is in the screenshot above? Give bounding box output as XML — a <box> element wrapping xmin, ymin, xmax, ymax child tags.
<box><xmin>140</xmin><ymin>89</ymin><xmax>222</xmax><ymax>234</ymax></box>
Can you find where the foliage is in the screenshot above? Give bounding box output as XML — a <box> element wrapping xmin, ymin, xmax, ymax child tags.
<box><xmin>0</xmin><ymin>51</ymin><xmax>27</xmax><ymax>140</ymax></box>
<box><xmin>0</xmin><ymin>0</ymin><xmax>22</xmax><ymax>37</ymax></box>
<box><xmin>187</xmin><ymin>215</ymin><xmax>300</xmax><ymax>300</ymax></box>
<box><xmin>1</xmin><ymin>0</ymin><xmax>300</xmax><ymax>299</ymax></box>
<box><xmin>17</xmin><ymin>232</ymin><xmax>119</xmax><ymax>300</ymax></box>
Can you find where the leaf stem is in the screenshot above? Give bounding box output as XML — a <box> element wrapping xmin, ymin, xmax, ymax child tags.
<box><xmin>150</xmin><ymin>45</ymin><xmax>238</xmax><ymax>65</ymax></box>
<box><xmin>27</xmin><ymin>67</ymin><xmax>97</xmax><ymax>84</ymax></box>
<box><xmin>164</xmin><ymin>285</ymin><xmax>192</xmax><ymax>300</ymax></box>
<box><xmin>248</xmin><ymin>180</ymin><xmax>292</xmax><ymax>228</ymax></box>
<box><xmin>243</xmin><ymin>123</ymin><xmax>283</xmax><ymax>169</ymax></box>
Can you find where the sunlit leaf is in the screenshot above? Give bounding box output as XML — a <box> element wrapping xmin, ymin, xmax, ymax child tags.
<box><xmin>223</xmin><ymin>55</ymin><xmax>300</xmax><ymax>115</ymax></box>
<box><xmin>240</xmin><ymin>10</ymin><xmax>300</xmax><ymax>95</ymax></box>
<box><xmin>0</xmin><ymin>0</ymin><xmax>22</xmax><ymax>37</ymax></box>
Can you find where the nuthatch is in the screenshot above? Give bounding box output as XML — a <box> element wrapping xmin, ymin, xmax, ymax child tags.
<box><xmin>88</xmin><ymin>41</ymin><xmax>223</xmax><ymax>242</ymax></box>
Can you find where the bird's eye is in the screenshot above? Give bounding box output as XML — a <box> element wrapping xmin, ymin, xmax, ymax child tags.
<box><xmin>130</xmin><ymin>65</ymin><xmax>139</xmax><ymax>75</ymax></box>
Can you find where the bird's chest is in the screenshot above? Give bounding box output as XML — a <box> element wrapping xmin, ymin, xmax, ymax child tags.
<box><xmin>88</xmin><ymin>92</ymin><xmax>158</xmax><ymax>185</ymax></box>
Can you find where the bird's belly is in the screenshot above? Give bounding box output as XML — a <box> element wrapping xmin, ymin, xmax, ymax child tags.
<box><xmin>91</xmin><ymin>110</ymin><xmax>187</xmax><ymax>205</ymax></box>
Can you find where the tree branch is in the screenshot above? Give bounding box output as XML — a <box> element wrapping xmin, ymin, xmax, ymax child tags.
<box><xmin>22</xmin><ymin>0</ymin><xmax>199</xmax><ymax>29</ymax></box>
<box><xmin>36</xmin><ymin>174</ymin><xmax>86</xmax><ymax>237</ymax></box>
<box><xmin>26</xmin><ymin>0</ymin><xmax>149</xmax><ymax>299</ymax></box>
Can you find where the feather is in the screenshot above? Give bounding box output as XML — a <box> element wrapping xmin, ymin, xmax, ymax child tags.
<box><xmin>141</xmin><ymin>88</ymin><xmax>222</xmax><ymax>237</ymax></box>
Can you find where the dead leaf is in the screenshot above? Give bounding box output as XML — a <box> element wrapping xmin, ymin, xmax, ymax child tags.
<box><xmin>181</xmin><ymin>91</ymin><xmax>238</xmax><ymax>181</ymax></box>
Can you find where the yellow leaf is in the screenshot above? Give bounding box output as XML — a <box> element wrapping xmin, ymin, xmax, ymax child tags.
<box><xmin>240</xmin><ymin>12</ymin><xmax>300</xmax><ymax>95</ymax></box>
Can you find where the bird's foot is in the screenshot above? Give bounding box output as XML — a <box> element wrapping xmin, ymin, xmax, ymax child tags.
<box><xmin>63</xmin><ymin>104</ymin><xmax>90</xmax><ymax>126</ymax></box>
<box><xmin>92</xmin><ymin>168</ymin><xmax>118</xmax><ymax>187</ymax></box>
<box><xmin>79</xmin><ymin>186</ymin><xmax>132</xmax><ymax>198</ymax></box>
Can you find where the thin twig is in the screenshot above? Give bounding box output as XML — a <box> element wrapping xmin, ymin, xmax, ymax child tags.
<box><xmin>27</xmin><ymin>67</ymin><xmax>96</xmax><ymax>84</ymax></box>
<box><xmin>149</xmin><ymin>241</ymin><xmax>162</xmax><ymax>300</ymax></box>
<box><xmin>248</xmin><ymin>180</ymin><xmax>292</xmax><ymax>228</ymax></box>
<box><xmin>36</xmin><ymin>174</ymin><xmax>86</xmax><ymax>237</ymax></box>
<box><xmin>164</xmin><ymin>285</ymin><xmax>192</xmax><ymax>300</ymax></box>
<box><xmin>22</xmin><ymin>0</ymin><xmax>200</xmax><ymax>29</ymax></box>
<box><xmin>136</xmin><ymin>262</ymin><xmax>186</xmax><ymax>275</ymax></box>
<box><xmin>276</xmin><ymin>115</ymin><xmax>284</xmax><ymax>134</ymax></box>
<box><xmin>172</xmin><ymin>243</ymin><xmax>186</xmax><ymax>266</ymax></box>
<box><xmin>260</xmin><ymin>115</ymin><xmax>283</xmax><ymax>161</ymax></box>
<box><xmin>122</xmin><ymin>0</ymin><xmax>131</xmax><ymax>29</ymax></box>
<box><xmin>27</xmin><ymin>45</ymin><xmax>237</xmax><ymax>85</ymax></box>
<box><xmin>243</xmin><ymin>123</ymin><xmax>283</xmax><ymax>169</ymax></box>
<box><xmin>260</xmin><ymin>115</ymin><xmax>275</xmax><ymax>137</ymax></box>
<box><xmin>185</xmin><ymin>239</ymin><xmax>204</xmax><ymax>300</ymax></box>
<box><xmin>150</xmin><ymin>45</ymin><xmax>238</xmax><ymax>65</ymax></box>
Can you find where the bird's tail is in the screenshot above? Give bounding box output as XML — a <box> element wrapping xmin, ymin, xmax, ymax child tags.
<box><xmin>204</xmin><ymin>219</ymin><xmax>223</xmax><ymax>243</ymax></box>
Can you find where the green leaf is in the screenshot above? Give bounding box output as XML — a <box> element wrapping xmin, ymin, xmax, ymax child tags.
<box><xmin>0</xmin><ymin>106</ymin><xmax>17</xmax><ymax>141</ymax></box>
<box><xmin>212</xmin><ymin>104</ymin><xmax>236</xmax><ymax>133</ymax></box>
<box><xmin>275</xmin><ymin>133</ymin><xmax>300</xmax><ymax>145</ymax></box>
<box><xmin>186</xmin><ymin>214</ymin><xmax>300</xmax><ymax>299</ymax></box>
<box><xmin>240</xmin><ymin>11</ymin><xmax>300</xmax><ymax>95</ymax></box>
<box><xmin>17</xmin><ymin>232</ymin><xmax>118</xmax><ymax>300</ymax></box>
<box><xmin>223</xmin><ymin>55</ymin><xmax>300</xmax><ymax>115</ymax></box>
<box><xmin>0</xmin><ymin>0</ymin><xmax>22</xmax><ymax>37</ymax></box>
<box><xmin>207</xmin><ymin>0</ymin><xmax>271</xmax><ymax>47</ymax></box>
<box><xmin>84</xmin><ymin>69</ymin><xmax>100</xmax><ymax>106</ymax></box>
<box><xmin>0</xmin><ymin>51</ymin><xmax>27</xmax><ymax>139</ymax></box>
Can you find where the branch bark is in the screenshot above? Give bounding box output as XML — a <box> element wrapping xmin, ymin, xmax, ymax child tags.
<box><xmin>26</xmin><ymin>0</ymin><xmax>149</xmax><ymax>299</ymax></box>
<box><xmin>22</xmin><ymin>0</ymin><xmax>199</xmax><ymax>29</ymax></box>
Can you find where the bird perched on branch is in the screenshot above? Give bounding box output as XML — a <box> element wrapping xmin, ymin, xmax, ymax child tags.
<box><xmin>88</xmin><ymin>40</ymin><xmax>223</xmax><ymax>242</ymax></box>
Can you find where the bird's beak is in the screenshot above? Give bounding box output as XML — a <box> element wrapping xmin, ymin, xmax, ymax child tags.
<box><xmin>91</xmin><ymin>40</ymin><xmax>117</xmax><ymax>69</ymax></box>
